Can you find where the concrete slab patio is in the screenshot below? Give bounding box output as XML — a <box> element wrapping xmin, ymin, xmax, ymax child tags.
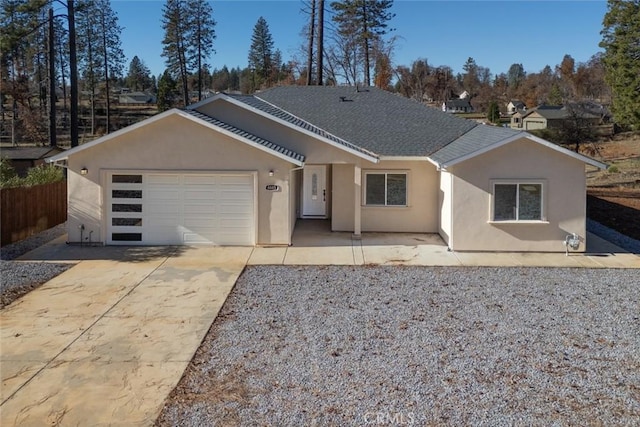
<box><xmin>248</xmin><ymin>220</ymin><xmax>640</xmax><ymax>268</ymax></box>
<box><xmin>1</xmin><ymin>246</ymin><xmax>251</xmax><ymax>426</ymax></box>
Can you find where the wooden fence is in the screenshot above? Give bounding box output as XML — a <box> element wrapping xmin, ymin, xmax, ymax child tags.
<box><xmin>1</xmin><ymin>181</ymin><xmax>67</xmax><ymax>246</ymax></box>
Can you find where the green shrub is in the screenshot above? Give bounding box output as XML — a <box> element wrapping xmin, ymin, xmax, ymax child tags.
<box><xmin>24</xmin><ymin>164</ymin><xmax>64</xmax><ymax>186</ymax></box>
<box><xmin>607</xmin><ymin>165</ymin><xmax>619</xmax><ymax>173</ymax></box>
<box><xmin>0</xmin><ymin>160</ymin><xmax>64</xmax><ymax>189</ymax></box>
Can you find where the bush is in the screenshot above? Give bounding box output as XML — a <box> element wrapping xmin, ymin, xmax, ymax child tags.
<box><xmin>0</xmin><ymin>157</ymin><xmax>17</xmax><ymax>183</ymax></box>
<box><xmin>0</xmin><ymin>160</ymin><xmax>64</xmax><ymax>189</ymax></box>
<box><xmin>24</xmin><ymin>164</ymin><xmax>65</xmax><ymax>186</ymax></box>
<box><xmin>607</xmin><ymin>165</ymin><xmax>619</xmax><ymax>173</ymax></box>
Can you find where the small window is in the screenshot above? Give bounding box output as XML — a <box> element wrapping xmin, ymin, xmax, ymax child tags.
<box><xmin>112</xmin><ymin>190</ymin><xmax>142</xmax><ymax>199</ymax></box>
<box><xmin>112</xmin><ymin>233</ymin><xmax>142</xmax><ymax>241</ymax></box>
<box><xmin>365</xmin><ymin>172</ymin><xmax>407</xmax><ymax>206</ymax></box>
<box><xmin>493</xmin><ymin>182</ymin><xmax>543</xmax><ymax>221</ymax></box>
<box><xmin>112</xmin><ymin>203</ymin><xmax>142</xmax><ymax>213</ymax></box>
<box><xmin>112</xmin><ymin>218</ymin><xmax>142</xmax><ymax>226</ymax></box>
<box><xmin>112</xmin><ymin>174</ymin><xmax>142</xmax><ymax>183</ymax></box>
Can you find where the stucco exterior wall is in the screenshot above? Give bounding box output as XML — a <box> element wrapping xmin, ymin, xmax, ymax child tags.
<box><xmin>331</xmin><ymin>161</ymin><xmax>439</xmax><ymax>233</ymax></box>
<box><xmin>448</xmin><ymin>138</ymin><xmax>587</xmax><ymax>252</ymax></box>
<box><xmin>331</xmin><ymin>164</ymin><xmax>355</xmax><ymax>231</ymax></box>
<box><xmin>66</xmin><ymin>114</ymin><xmax>295</xmax><ymax>245</ymax></box>
<box><xmin>438</xmin><ymin>170</ymin><xmax>453</xmax><ymax>247</ymax></box>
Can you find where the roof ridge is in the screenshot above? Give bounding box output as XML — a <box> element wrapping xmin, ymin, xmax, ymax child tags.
<box><xmin>238</xmin><ymin>94</ymin><xmax>380</xmax><ymax>159</ymax></box>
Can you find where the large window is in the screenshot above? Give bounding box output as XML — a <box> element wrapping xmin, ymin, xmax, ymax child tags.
<box><xmin>493</xmin><ymin>181</ymin><xmax>544</xmax><ymax>221</ymax></box>
<box><xmin>365</xmin><ymin>172</ymin><xmax>407</xmax><ymax>206</ymax></box>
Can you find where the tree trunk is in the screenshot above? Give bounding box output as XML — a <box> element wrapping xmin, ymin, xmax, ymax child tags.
<box><xmin>306</xmin><ymin>0</ymin><xmax>315</xmax><ymax>85</ymax></box>
<box><xmin>316</xmin><ymin>0</ymin><xmax>324</xmax><ymax>85</ymax></box>
<box><xmin>48</xmin><ymin>8</ymin><xmax>57</xmax><ymax>147</ymax></box>
<box><xmin>362</xmin><ymin>1</ymin><xmax>370</xmax><ymax>86</ymax></box>
<box><xmin>57</xmin><ymin>27</ymin><xmax>68</xmax><ymax>130</ymax></box>
<box><xmin>68</xmin><ymin>0</ymin><xmax>79</xmax><ymax>147</ymax></box>
<box><xmin>101</xmin><ymin>11</ymin><xmax>111</xmax><ymax>133</ymax></box>
<box><xmin>86</xmin><ymin>26</ymin><xmax>95</xmax><ymax>136</ymax></box>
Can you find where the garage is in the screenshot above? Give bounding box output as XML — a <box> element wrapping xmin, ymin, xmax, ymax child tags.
<box><xmin>107</xmin><ymin>171</ymin><xmax>255</xmax><ymax>245</ymax></box>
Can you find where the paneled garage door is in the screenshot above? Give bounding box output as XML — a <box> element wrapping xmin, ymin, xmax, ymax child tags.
<box><xmin>107</xmin><ymin>172</ymin><xmax>255</xmax><ymax>245</ymax></box>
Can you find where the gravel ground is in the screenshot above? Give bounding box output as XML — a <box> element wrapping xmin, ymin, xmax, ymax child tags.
<box><xmin>0</xmin><ymin>223</ymin><xmax>73</xmax><ymax>309</ymax></box>
<box><xmin>156</xmin><ymin>266</ymin><xmax>640</xmax><ymax>426</ymax></box>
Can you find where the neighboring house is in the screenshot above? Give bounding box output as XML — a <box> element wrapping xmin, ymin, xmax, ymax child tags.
<box><xmin>118</xmin><ymin>92</ymin><xmax>156</xmax><ymax>104</ymax></box>
<box><xmin>443</xmin><ymin>98</ymin><xmax>474</xmax><ymax>113</ymax></box>
<box><xmin>511</xmin><ymin>105</ymin><xmax>601</xmax><ymax>130</ymax></box>
<box><xmin>506</xmin><ymin>100</ymin><xmax>526</xmax><ymax>114</ymax></box>
<box><xmin>48</xmin><ymin>86</ymin><xmax>606</xmax><ymax>252</ymax></box>
<box><xmin>2</xmin><ymin>146</ymin><xmax>64</xmax><ymax>177</ymax></box>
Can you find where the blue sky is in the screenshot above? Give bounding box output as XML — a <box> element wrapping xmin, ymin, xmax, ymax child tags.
<box><xmin>110</xmin><ymin>0</ymin><xmax>608</xmax><ymax>79</ymax></box>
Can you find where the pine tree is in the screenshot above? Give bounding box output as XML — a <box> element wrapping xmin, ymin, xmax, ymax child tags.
<box><xmin>162</xmin><ymin>0</ymin><xmax>216</xmax><ymax>105</ymax></box>
<box><xmin>600</xmin><ymin>0</ymin><xmax>640</xmax><ymax>130</ymax></box>
<box><xmin>162</xmin><ymin>0</ymin><xmax>190</xmax><ymax>106</ymax></box>
<box><xmin>186</xmin><ymin>0</ymin><xmax>216</xmax><ymax>101</ymax></box>
<box><xmin>487</xmin><ymin>101</ymin><xmax>500</xmax><ymax>124</ymax></box>
<box><xmin>247</xmin><ymin>16</ymin><xmax>274</xmax><ymax>90</ymax></box>
<box><xmin>126</xmin><ymin>56</ymin><xmax>152</xmax><ymax>91</ymax></box>
<box><xmin>157</xmin><ymin>69</ymin><xmax>178</xmax><ymax>111</ymax></box>
<box><xmin>76</xmin><ymin>0</ymin><xmax>124</xmax><ymax>134</ymax></box>
<box><xmin>330</xmin><ymin>0</ymin><xmax>394</xmax><ymax>86</ymax></box>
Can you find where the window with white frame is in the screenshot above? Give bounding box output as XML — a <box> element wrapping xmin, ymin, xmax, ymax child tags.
<box><xmin>364</xmin><ymin>172</ymin><xmax>407</xmax><ymax>206</ymax></box>
<box><xmin>492</xmin><ymin>181</ymin><xmax>544</xmax><ymax>221</ymax></box>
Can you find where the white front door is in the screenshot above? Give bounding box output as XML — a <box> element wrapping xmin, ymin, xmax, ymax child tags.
<box><xmin>302</xmin><ymin>165</ymin><xmax>327</xmax><ymax>217</ymax></box>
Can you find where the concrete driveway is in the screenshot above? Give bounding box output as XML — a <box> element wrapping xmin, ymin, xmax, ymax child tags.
<box><xmin>1</xmin><ymin>245</ymin><xmax>251</xmax><ymax>426</ymax></box>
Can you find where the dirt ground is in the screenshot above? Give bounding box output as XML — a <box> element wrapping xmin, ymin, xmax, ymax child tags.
<box><xmin>583</xmin><ymin>132</ymin><xmax>640</xmax><ymax>241</ymax></box>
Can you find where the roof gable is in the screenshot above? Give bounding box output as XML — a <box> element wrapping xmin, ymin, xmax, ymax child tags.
<box><xmin>47</xmin><ymin>109</ymin><xmax>305</xmax><ymax>166</ymax></box>
<box><xmin>428</xmin><ymin>125</ymin><xmax>607</xmax><ymax>170</ymax></box>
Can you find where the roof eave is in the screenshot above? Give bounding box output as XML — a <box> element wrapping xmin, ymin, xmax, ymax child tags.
<box><xmin>429</xmin><ymin>132</ymin><xmax>608</xmax><ymax>170</ymax></box>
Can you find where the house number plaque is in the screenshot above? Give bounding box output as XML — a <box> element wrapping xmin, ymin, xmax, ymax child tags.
<box><xmin>265</xmin><ymin>184</ymin><xmax>280</xmax><ymax>191</ymax></box>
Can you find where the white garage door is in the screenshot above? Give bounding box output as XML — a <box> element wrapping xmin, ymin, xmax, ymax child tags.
<box><xmin>107</xmin><ymin>172</ymin><xmax>255</xmax><ymax>245</ymax></box>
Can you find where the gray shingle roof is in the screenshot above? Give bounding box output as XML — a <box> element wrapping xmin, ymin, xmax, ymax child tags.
<box><xmin>183</xmin><ymin>109</ymin><xmax>305</xmax><ymax>164</ymax></box>
<box><xmin>251</xmin><ymin>86</ymin><xmax>477</xmax><ymax>157</ymax></box>
<box><xmin>429</xmin><ymin>125</ymin><xmax>524</xmax><ymax>166</ymax></box>
<box><xmin>1</xmin><ymin>146</ymin><xmax>63</xmax><ymax>160</ymax></box>
<box><xmin>225</xmin><ymin>94</ymin><xmax>378</xmax><ymax>159</ymax></box>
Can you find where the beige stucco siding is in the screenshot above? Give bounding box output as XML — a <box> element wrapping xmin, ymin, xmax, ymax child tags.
<box><xmin>438</xmin><ymin>170</ymin><xmax>453</xmax><ymax>246</ymax></box>
<box><xmin>448</xmin><ymin>138</ymin><xmax>587</xmax><ymax>252</ymax></box>
<box><xmin>66</xmin><ymin>114</ymin><xmax>295</xmax><ymax>245</ymax></box>
<box><xmin>331</xmin><ymin>161</ymin><xmax>439</xmax><ymax>233</ymax></box>
<box><xmin>197</xmin><ymin>100</ymin><xmax>369</xmax><ymax>164</ymax></box>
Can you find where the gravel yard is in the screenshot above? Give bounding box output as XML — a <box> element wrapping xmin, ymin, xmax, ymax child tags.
<box><xmin>157</xmin><ymin>265</ymin><xmax>640</xmax><ymax>426</ymax></box>
<box><xmin>0</xmin><ymin>223</ymin><xmax>72</xmax><ymax>308</ymax></box>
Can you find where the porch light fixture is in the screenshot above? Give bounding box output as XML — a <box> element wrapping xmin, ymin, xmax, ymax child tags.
<box><xmin>80</xmin><ymin>167</ymin><xmax>88</xmax><ymax>175</ymax></box>
<box><xmin>269</xmin><ymin>170</ymin><xmax>274</xmax><ymax>177</ymax></box>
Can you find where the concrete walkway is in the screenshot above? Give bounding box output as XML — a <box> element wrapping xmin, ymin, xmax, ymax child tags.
<box><xmin>1</xmin><ymin>246</ymin><xmax>251</xmax><ymax>426</ymax></box>
<box><xmin>248</xmin><ymin>220</ymin><xmax>640</xmax><ymax>269</ymax></box>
